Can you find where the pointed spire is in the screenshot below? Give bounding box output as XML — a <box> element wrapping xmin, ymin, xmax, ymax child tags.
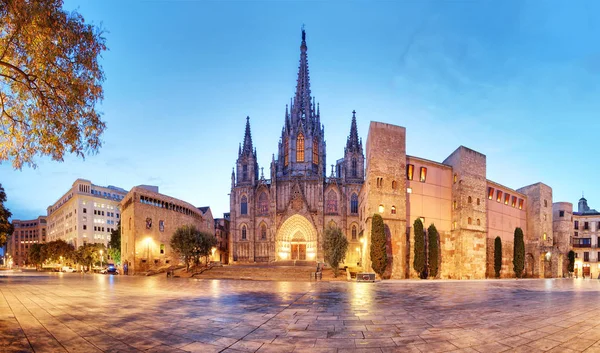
<box><xmin>346</xmin><ymin>110</ymin><xmax>361</xmax><ymax>152</ymax></box>
<box><xmin>241</xmin><ymin>116</ymin><xmax>253</xmax><ymax>156</ymax></box>
<box><xmin>291</xmin><ymin>26</ymin><xmax>312</xmax><ymax>126</ymax></box>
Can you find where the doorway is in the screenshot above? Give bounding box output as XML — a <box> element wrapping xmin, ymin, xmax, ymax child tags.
<box><xmin>291</xmin><ymin>244</ymin><xmax>307</xmax><ymax>260</ymax></box>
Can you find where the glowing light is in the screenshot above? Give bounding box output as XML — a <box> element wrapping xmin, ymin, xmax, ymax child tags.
<box><xmin>278</xmin><ymin>252</ymin><xmax>288</xmax><ymax>260</ymax></box>
<box><xmin>359</xmin><ymin>237</ymin><xmax>365</xmax><ymax>244</ymax></box>
<box><xmin>545</xmin><ymin>252</ymin><xmax>551</xmax><ymax>261</ymax></box>
<box><xmin>356</xmin><ymin>247</ymin><xmax>360</xmax><ymax>252</ymax></box>
<box><xmin>378</xmin><ymin>204</ymin><xmax>384</xmax><ymax>213</ymax></box>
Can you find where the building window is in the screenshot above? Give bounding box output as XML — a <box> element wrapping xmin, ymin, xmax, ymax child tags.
<box><xmin>477</xmin><ymin>219</ymin><xmax>481</xmax><ymax>226</ymax></box>
<box><xmin>376</xmin><ymin>177</ymin><xmax>383</xmax><ymax>188</ymax></box>
<box><xmin>584</xmin><ymin>222</ymin><xmax>589</xmax><ymax>230</ymax></box>
<box><xmin>574</xmin><ymin>221</ymin><xmax>579</xmax><ymax>230</ymax></box>
<box><xmin>392</xmin><ymin>180</ymin><xmax>397</xmax><ymax>190</ymax></box>
<box><xmin>284</xmin><ymin>136</ymin><xmax>289</xmax><ymax>166</ymax></box>
<box><xmin>453</xmin><ymin>200</ymin><xmax>457</xmax><ymax>210</ymax></box>
<box><xmin>584</xmin><ymin>252</ymin><xmax>589</xmax><ymax>262</ymax></box>
<box><xmin>496</xmin><ymin>190</ymin><xmax>502</xmax><ymax>203</ymax></box>
<box><xmin>145</xmin><ymin>218</ymin><xmax>152</xmax><ymax>229</ymax></box>
<box><xmin>352</xmin><ymin>225</ymin><xmax>357</xmax><ymax>240</ymax></box>
<box><xmin>350</xmin><ymin>193</ymin><xmax>358</xmax><ymax>214</ymax></box>
<box><xmin>407</xmin><ymin>164</ymin><xmax>414</xmax><ymax>180</ymax></box>
<box><xmin>352</xmin><ymin>158</ymin><xmax>357</xmax><ymax>177</ymax></box>
<box><xmin>296</xmin><ymin>133</ymin><xmax>305</xmax><ymax>162</ymax></box>
<box><xmin>488</xmin><ymin>187</ymin><xmax>494</xmax><ymax>200</ymax></box>
<box><xmin>391</xmin><ymin>206</ymin><xmax>396</xmax><ymax>214</ymax></box>
<box><xmin>511</xmin><ymin>196</ymin><xmax>517</xmax><ymax>208</ymax></box>
<box><xmin>543</xmin><ymin>233</ymin><xmax>547</xmax><ymax>241</ymax></box>
<box><xmin>468</xmin><ymin>217</ymin><xmax>472</xmax><ymax>225</ymax></box>
<box><xmin>559</xmin><ymin>210</ymin><xmax>564</xmax><ymax>217</ymax></box>
<box><xmin>379</xmin><ymin>204</ymin><xmax>384</xmax><ymax>213</ymax></box>
<box><xmin>453</xmin><ymin>173</ymin><xmax>457</xmax><ymax>183</ymax></box>
<box><xmin>575</xmin><ymin>231</ymin><xmax>578</xmax><ymax>237</ymax></box>
<box><xmin>258</xmin><ymin>192</ymin><xmax>269</xmax><ymax>215</ymax></box>
<box><xmin>241</xmin><ymin>195</ymin><xmax>248</xmax><ymax>215</ymax></box>
<box><xmin>241</xmin><ymin>225</ymin><xmax>247</xmax><ymax>240</ymax></box>
<box><xmin>159</xmin><ymin>220</ymin><xmax>164</xmax><ymax>232</ymax></box>
<box><xmin>419</xmin><ymin>167</ymin><xmax>427</xmax><ymax>182</ymax></box>
<box><xmin>326</xmin><ymin>190</ymin><xmax>338</xmax><ymax>214</ymax></box>
<box><xmin>544</xmin><ymin>199</ymin><xmax>548</xmax><ymax>207</ymax></box>
<box><xmin>477</xmin><ymin>198</ymin><xmax>480</xmax><ymax>205</ymax></box>
<box><xmin>160</xmin><ymin>244</ymin><xmax>165</xmax><ymax>254</ymax></box>
<box><xmin>83</xmin><ymin>208</ymin><xmax>87</xmax><ymax>213</ymax></box>
<box><xmin>518</xmin><ymin>199</ymin><xmax>524</xmax><ymax>210</ymax></box>
<box><xmin>83</xmin><ymin>225</ymin><xmax>87</xmax><ymax>230</ymax></box>
<box><xmin>504</xmin><ymin>193</ymin><xmax>510</xmax><ymax>205</ymax></box>
<box><xmin>468</xmin><ymin>196</ymin><xmax>472</xmax><ymax>204</ymax></box>
<box><xmin>242</xmin><ymin>164</ymin><xmax>248</xmax><ymax>181</ymax></box>
<box><xmin>313</xmin><ymin>139</ymin><xmax>319</xmax><ymax>164</ymax></box>
<box><xmin>260</xmin><ymin>224</ymin><xmax>267</xmax><ymax>240</ymax></box>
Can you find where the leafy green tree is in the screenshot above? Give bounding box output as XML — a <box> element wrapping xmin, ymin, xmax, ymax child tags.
<box><xmin>42</xmin><ymin>239</ymin><xmax>75</xmax><ymax>264</ymax></box>
<box><xmin>0</xmin><ymin>0</ymin><xmax>107</xmax><ymax>169</ymax></box>
<box><xmin>513</xmin><ymin>227</ymin><xmax>525</xmax><ymax>278</ymax></box>
<box><xmin>194</xmin><ymin>231</ymin><xmax>218</xmax><ymax>266</ymax></box>
<box><xmin>494</xmin><ymin>236</ymin><xmax>502</xmax><ymax>278</ymax></box>
<box><xmin>568</xmin><ymin>250</ymin><xmax>575</xmax><ymax>273</ymax></box>
<box><xmin>75</xmin><ymin>243</ymin><xmax>105</xmax><ymax>271</ymax></box>
<box><xmin>28</xmin><ymin>243</ymin><xmax>46</xmax><ymax>269</ymax></box>
<box><xmin>370</xmin><ymin>214</ymin><xmax>387</xmax><ymax>278</ymax></box>
<box><xmin>170</xmin><ymin>225</ymin><xmax>199</xmax><ymax>272</ymax></box>
<box><xmin>413</xmin><ymin>218</ymin><xmax>425</xmax><ymax>278</ymax></box>
<box><xmin>0</xmin><ymin>184</ymin><xmax>13</xmax><ymax>248</ymax></box>
<box><xmin>322</xmin><ymin>226</ymin><xmax>349</xmax><ymax>277</ymax></box>
<box><xmin>108</xmin><ymin>221</ymin><xmax>121</xmax><ymax>265</ymax></box>
<box><xmin>427</xmin><ymin>224</ymin><xmax>439</xmax><ymax>278</ymax></box>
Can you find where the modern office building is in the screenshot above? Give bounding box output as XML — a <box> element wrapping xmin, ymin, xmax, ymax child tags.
<box><xmin>46</xmin><ymin>179</ymin><xmax>127</xmax><ymax>248</ymax></box>
<box><xmin>7</xmin><ymin>216</ymin><xmax>46</xmax><ymax>266</ymax></box>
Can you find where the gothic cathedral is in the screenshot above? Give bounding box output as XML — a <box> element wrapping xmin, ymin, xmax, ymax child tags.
<box><xmin>230</xmin><ymin>29</ymin><xmax>365</xmax><ymax>264</ymax></box>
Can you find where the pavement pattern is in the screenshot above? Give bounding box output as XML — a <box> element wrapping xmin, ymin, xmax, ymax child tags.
<box><xmin>1</xmin><ymin>272</ymin><xmax>600</xmax><ymax>353</ymax></box>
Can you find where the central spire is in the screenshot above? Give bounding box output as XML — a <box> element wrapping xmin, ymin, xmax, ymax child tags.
<box><xmin>291</xmin><ymin>27</ymin><xmax>312</xmax><ymax>127</ymax></box>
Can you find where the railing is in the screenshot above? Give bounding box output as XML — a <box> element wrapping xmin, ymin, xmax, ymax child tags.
<box><xmin>573</xmin><ymin>244</ymin><xmax>592</xmax><ymax>248</ymax></box>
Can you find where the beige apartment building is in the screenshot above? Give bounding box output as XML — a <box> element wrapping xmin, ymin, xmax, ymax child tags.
<box><xmin>120</xmin><ymin>186</ymin><xmax>213</xmax><ymax>275</ymax></box>
<box><xmin>570</xmin><ymin>197</ymin><xmax>600</xmax><ymax>278</ymax></box>
<box><xmin>7</xmin><ymin>216</ymin><xmax>47</xmax><ymax>267</ymax></box>
<box><xmin>46</xmin><ymin>179</ymin><xmax>127</xmax><ymax>248</ymax></box>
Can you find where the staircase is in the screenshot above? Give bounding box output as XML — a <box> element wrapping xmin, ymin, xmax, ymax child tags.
<box><xmin>187</xmin><ymin>262</ymin><xmax>318</xmax><ymax>281</ymax></box>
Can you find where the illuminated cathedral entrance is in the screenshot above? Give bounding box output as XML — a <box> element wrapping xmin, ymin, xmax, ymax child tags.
<box><xmin>277</xmin><ymin>215</ymin><xmax>317</xmax><ymax>261</ymax></box>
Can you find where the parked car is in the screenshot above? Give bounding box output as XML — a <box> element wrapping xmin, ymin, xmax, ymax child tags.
<box><xmin>61</xmin><ymin>266</ymin><xmax>76</xmax><ymax>273</ymax></box>
<box><xmin>100</xmin><ymin>264</ymin><xmax>119</xmax><ymax>275</ymax></box>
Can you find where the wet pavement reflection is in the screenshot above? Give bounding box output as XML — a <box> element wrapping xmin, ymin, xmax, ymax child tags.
<box><xmin>1</xmin><ymin>272</ymin><xmax>600</xmax><ymax>352</ymax></box>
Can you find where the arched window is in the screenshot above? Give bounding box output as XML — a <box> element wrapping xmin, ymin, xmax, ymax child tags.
<box><xmin>352</xmin><ymin>158</ymin><xmax>357</xmax><ymax>177</ymax></box>
<box><xmin>313</xmin><ymin>139</ymin><xmax>319</xmax><ymax>164</ymax></box>
<box><xmin>477</xmin><ymin>198</ymin><xmax>480</xmax><ymax>205</ymax></box>
<box><xmin>258</xmin><ymin>192</ymin><xmax>268</xmax><ymax>215</ymax></box>
<box><xmin>391</xmin><ymin>206</ymin><xmax>396</xmax><ymax>214</ymax></box>
<box><xmin>241</xmin><ymin>195</ymin><xmax>248</xmax><ymax>215</ymax></box>
<box><xmin>476</xmin><ymin>219</ymin><xmax>481</xmax><ymax>226</ymax></box>
<box><xmin>241</xmin><ymin>225</ymin><xmax>247</xmax><ymax>240</ymax></box>
<box><xmin>326</xmin><ymin>190</ymin><xmax>338</xmax><ymax>214</ymax></box>
<box><xmin>242</xmin><ymin>164</ymin><xmax>248</xmax><ymax>181</ymax></box>
<box><xmin>260</xmin><ymin>224</ymin><xmax>267</xmax><ymax>240</ymax></box>
<box><xmin>468</xmin><ymin>196</ymin><xmax>472</xmax><ymax>203</ymax></box>
<box><xmin>468</xmin><ymin>217</ymin><xmax>472</xmax><ymax>225</ymax></box>
<box><xmin>454</xmin><ymin>173</ymin><xmax>458</xmax><ymax>183</ymax></box>
<box><xmin>350</xmin><ymin>193</ymin><xmax>358</xmax><ymax>214</ymax></box>
<box><xmin>296</xmin><ymin>133</ymin><xmax>305</xmax><ymax>162</ymax></box>
<box><xmin>284</xmin><ymin>136</ymin><xmax>289</xmax><ymax>166</ymax></box>
<box><xmin>352</xmin><ymin>225</ymin><xmax>357</xmax><ymax>240</ymax></box>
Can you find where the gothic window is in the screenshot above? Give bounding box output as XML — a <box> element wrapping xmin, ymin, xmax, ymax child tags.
<box><xmin>313</xmin><ymin>139</ymin><xmax>319</xmax><ymax>164</ymax></box>
<box><xmin>350</xmin><ymin>193</ymin><xmax>358</xmax><ymax>214</ymax></box>
<box><xmin>352</xmin><ymin>158</ymin><xmax>357</xmax><ymax>177</ymax></box>
<box><xmin>241</xmin><ymin>195</ymin><xmax>248</xmax><ymax>215</ymax></box>
<box><xmin>391</xmin><ymin>206</ymin><xmax>396</xmax><ymax>214</ymax></box>
<box><xmin>241</xmin><ymin>225</ymin><xmax>247</xmax><ymax>240</ymax></box>
<box><xmin>284</xmin><ymin>136</ymin><xmax>289</xmax><ymax>166</ymax></box>
<box><xmin>468</xmin><ymin>196</ymin><xmax>472</xmax><ymax>203</ymax></box>
<box><xmin>468</xmin><ymin>217</ymin><xmax>472</xmax><ymax>225</ymax></box>
<box><xmin>260</xmin><ymin>224</ymin><xmax>267</xmax><ymax>240</ymax></box>
<box><xmin>296</xmin><ymin>133</ymin><xmax>305</xmax><ymax>162</ymax></box>
<box><xmin>352</xmin><ymin>225</ymin><xmax>357</xmax><ymax>240</ymax></box>
<box><xmin>242</xmin><ymin>164</ymin><xmax>248</xmax><ymax>181</ymax></box>
<box><xmin>326</xmin><ymin>190</ymin><xmax>338</xmax><ymax>214</ymax></box>
<box><xmin>258</xmin><ymin>192</ymin><xmax>268</xmax><ymax>215</ymax></box>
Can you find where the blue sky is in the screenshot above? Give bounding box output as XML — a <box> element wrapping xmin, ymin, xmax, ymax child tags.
<box><xmin>2</xmin><ymin>0</ymin><xmax>600</xmax><ymax>222</ymax></box>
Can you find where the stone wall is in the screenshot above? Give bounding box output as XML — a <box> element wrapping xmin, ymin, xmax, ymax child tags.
<box><xmin>361</xmin><ymin>121</ymin><xmax>407</xmax><ymax>278</ymax></box>
<box><xmin>485</xmin><ymin>237</ymin><xmax>515</xmax><ymax>278</ymax></box>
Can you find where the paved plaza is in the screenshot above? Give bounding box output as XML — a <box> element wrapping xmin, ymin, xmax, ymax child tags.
<box><xmin>1</xmin><ymin>273</ymin><xmax>600</xmax><ymax>352</ymax></box>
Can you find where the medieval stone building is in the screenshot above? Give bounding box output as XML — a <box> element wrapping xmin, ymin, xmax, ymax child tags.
<box><xmin>230</xmin><ymin>29</ymin><xmax>364</xmax><ymax>264</ymax></box>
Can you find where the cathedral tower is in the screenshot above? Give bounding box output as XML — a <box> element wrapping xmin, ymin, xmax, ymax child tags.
<box><xmin>236</xmin><ymin>116</ymin><xmax>259</xmax><ymax>186</ymax></box>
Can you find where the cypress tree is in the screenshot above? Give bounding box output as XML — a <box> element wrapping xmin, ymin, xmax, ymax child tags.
<box><xmin>513</xmin><ymin>227</ymin><xmax>525</xmax><ymax>278</ymax></box>
<box><xmin>567</xmin><ymin>250</ymin><xmax>575</xmax><ymax>273</ymax></box>
<box><xmin>427</xmin><ymin>224</ymin><xmax>439</xmax><ymax>278</ymax></box>
<box><xmin>494</xmin><ymin>236</ymin><xmax>502</xmax><ymax>278</ymax></box>
<box><xmin>413</xmin><ymin>218</ymin><xmax>425</xmax><ymax>278</ymax></box>
<box><xmin>370</xmin><ymin>214</ymin><xmax>387</xmax><ymax>278</ymax></box>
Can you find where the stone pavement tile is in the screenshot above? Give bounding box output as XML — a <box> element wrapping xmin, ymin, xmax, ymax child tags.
<box><xmin>307</xmin><ymin>324</ymin><xmax>334</xmax><ymax>331</ymax></box>
<box><xmin>229</xmin><ymin>340</ymin><xmax>265</xmax><ymax>352</ymax></box>
<box><xmin>287</xmin><ymin>323</ymin><xmax>308</xmax><ymax>330</ymax></box>
<box><xmin>287</xmin><ymin>330</ymin><xmax>327</xmax><ymax>338</ymax></box>
<box><xmin>256</xmin><ymin>342</ymin><xmax>296</xmax><ymax>352</ymax></box>
<box><xmin>519</xmin><ymin>330</ymin><xmax>548</xmax><ymax>341</ymax></box>
<box><xmin>538</xmin><ymin>326</ymin><xmax>564</xmax><ymax>334</ymax></box>
<box><xmin>315</xmin><ymin>338</ymin><xmax>356</xmax><ymax>348</ymax></box>
<box><xmin>61</xmin><ymin>336</ymin><xmax>103</xmax><ymax>353</ymax></box>
<box><xmin>448</xmin><ymin>336</ymin><xmax>481</xmax><ymax>348</ymax></box>
<box><xmin>526</xmin><ymin>338</ymin><xmax>562</xmax><ymax>351</ymax></box>
<box><xmin>498</xmin><ymin>336</ymin><xmax>531</xmax><ymax>348</ymax></box>
<box><xmin>419</xmin><ymin>333</ymin><xmax>457</xmax><ymax>343</ymax></box>
<box><xmin>392</xmin><ymin>336</ymin><xmax>426</xmax><ymax>346</ymax></box>
<box><xmin>121</xmin><ymin>334</ymin><xmax>163</xmax><ymax>351</ymax></box>
<box><xmin>585</xmin><ymin>347</ymin><xmax>600</xmax><ymax>353</ymax></box>
<box><xmin>381</xmin><ymin>345</ymin><xmax>422</xmax><ymax>353</ymax></box>
<box><xmin>328</xmin><ymin>331</ymin><xmax>364</xmax><ymax>339</ymax></box>
<box><xmin>509</xmin><ymin>346</ymin><xmax>545</xmax><ymax>353</ymax></box>
<box><xmin>412</xmin><ymin>341</ymin><xmax>458</xmax><ymax>353</ymax></box>
<box><xmin>561</xmin><ymin>338</ymin><xmax>597</xmax><ymax>351</ymax></box>
<box><xmin>271</xmin><ymin>337</ymin><xmax>316</xmax><ymax>347</ymax></box>
<box><xmin>102</xmin><ymin>344</ymin><xmax>144</xmax><ymax>353</ymax></box>
<box><xmin>354</xmin><ymin>338</ymin><xmax>397</xmax><ymax>348</ymax></box>
<box><xmin>363</xmin><ymin>331</ymin><xmax>400</xmax><ymax>338</ymax></box>
<box><xmin>546</xmin><ymin>347</ymin><xmax>579</xmax><ymax>353</ymax></box>
<box><xmin>471</xmin><ymin>341</ymin><xmax>510</xmax><ymax>353</ymax></box>
<box><xmin>145</xmin><ymin>344</ymin><xmax>189</xmax><ymax>353</ymax></box>
<box><xmin>180</xmin><ymin>341</ymin><xmax>223</xmax><ymax>353</ymax></box>
<box><xmin>448</xmin><ymin>348</ymin><xmax>479</xmax><ymax>353</ymax></box>
<box><xmin>293</xmin><ymin>348</ymin><xmax>337</xmax><ymax>353</ymax></box>
<box><xmin>338</xmin><ymin>349</ymin><xmax>384</xmax><ymax>353</ymax></box>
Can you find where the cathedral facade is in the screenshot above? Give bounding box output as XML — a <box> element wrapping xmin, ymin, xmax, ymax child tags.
<box><xmin>229</xmin><ymin>29</ymin><xmax>364</xmax><ymax>264</ymax></box>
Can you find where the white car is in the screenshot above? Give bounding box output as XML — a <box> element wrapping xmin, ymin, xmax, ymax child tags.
<box><xmin>61</xmin><ymin>266</ymin><xmax>77</xmax><ymax>273</ymax></box>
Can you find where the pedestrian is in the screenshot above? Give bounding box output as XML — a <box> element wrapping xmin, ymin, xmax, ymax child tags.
<box><xmin>124</xmin><ymin>262</ymin><xmax>128</xmax><ymax>276</ymax></box>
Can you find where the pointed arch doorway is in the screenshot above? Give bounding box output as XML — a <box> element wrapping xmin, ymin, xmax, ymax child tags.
<box><xmin>277</xmin><ymin>215</ymin><xmax>317</xmax><ymax>261</ymax></box>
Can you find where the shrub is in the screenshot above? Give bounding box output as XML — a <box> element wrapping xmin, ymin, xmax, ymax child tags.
<box><xmin>568</xmin><ymin>250</ymin><xmax>575</xmax><ymax>273</ymax></box>
<box><xmin>513</xmin><ymin>227</ymin><xmax>525</xmax><ymax>278</ymax></box>
<box><xmin>494</xmin><ymin>236</ymin><xmax>502</xmax><ymax>278</ymax></box>
<box><xmin>427</xmin><ymin>224</ymin><xmax>439</xmax><ymax>278</ymax></box>
<box><xmin>413</xmin><ymin>218</ymin><xmax>425</xmax><ymax>278</ymax></box>
<box><xmin>370</xmin><ymin>214</ymin><xmax>387</xmax><ymax>278</ymax></box>
<box><xmin>323</xmin><ymin>226</ymin><xmax>349</xmax><ymax>277</ymax></box>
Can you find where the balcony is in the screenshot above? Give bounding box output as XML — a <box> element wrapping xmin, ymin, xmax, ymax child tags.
<box><xmin>573</xmin><ymin>237</ymin><xmax>592</xmax><ymax>248</ymax></box>
<box><xmin>573</xmin><ymin>244</ymin><xmax>592</xmax><ymax>248</ymax></box>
